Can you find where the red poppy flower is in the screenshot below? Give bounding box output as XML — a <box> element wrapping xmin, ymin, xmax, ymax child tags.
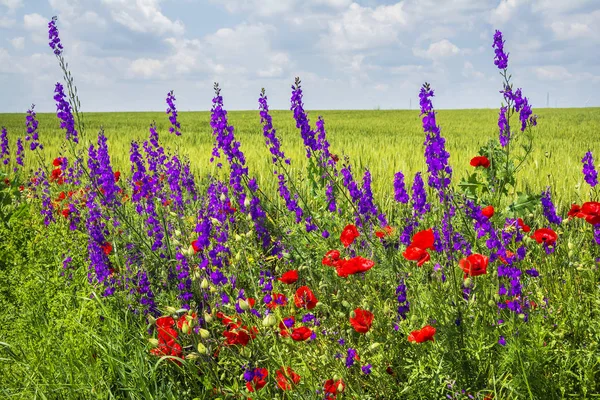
<box><xmin>340</xmin><ymin>224</ymin><xmax>359</xmax><ymax>247</ymax></box>
<box><xmin>222</xmin><ymin>324</ymin><xmax>257</xmax><ymax>346</ymax></box>
<box><xmin>581</xmin><ymin>201</ymin><xmax>600</xmax><ymax>225</ymax></box>
<box><xmin>276</xmin><ymin>366</ymin><xmax>301</xmax><ymax>390</ymax></box>
<box><xmin>278</xmin><ymin>270</ymin><xmax>299</xmax><ymax>284</ymax></box>
<box><xmin>481</xmin><ymin>205</ymin><xmax>494</xmax><ymax>219</ymax></box>
<box><xmin>114</xmin><ymin>171</ymin><xmax>121</xmax><ymax>182</ymax></box>
<box><xmin>52</xmin><ymin>157</ymin><xmax>63</xmax><ymax>167</ymax></box>
<box><xmin>3</xmin><ymin>178</ymin><xmax>9</xmax><ymax>186</ymax></box>
<box><xmin>411</xmin><ymin>228</ymin><xmax>435</xmax><ymax>250</ymax></box>
<box><xmin>151</xmin><ymin>316</ymin><xmax>182</xmax><ymax>361</ymax></box>
<box><xmin>498</xmin><ymin>250</ymin><xmax>515</xmax><ymax>265</ymax></box>
<box><xmin>294</xmin><ymin>286</ymin><xmax>318</xmax><ymax>310</ymax></box>
<box><xmin>375</xmin><ymin>225</ymin><xmax>393</xmax><ymax>238</ymax></box>
<box><xmin>335</xmin><ymin>256</ymin><xmax>375</xmax><ymax>278</ymax></box>
<box><xmin>459</xmin><ymin>253</ymin><xmax>489</xmax><ymax>277</ymax></box>
<box><xmin>408</xmin><ymin>325</ymin><xmax>436</xmax><ymax>343</ymax></box>
<box><xmin>517</xmin><ymin>218</ymin><xmax>531</xmax><ymax>232</ymax></box>
<box><xmin>470</xmin><ymin>156</ymin><xmax>490</xmax><ymax>168</ymax></box>
<box><xmin>402</xmin><ymin>246</ymin><xmax>430</xmax><ymax>267</ymax></box>
<box><xmin>324</xmin><ymin>379</ymin><xmax>345</xmax><ymax>399</ymax></box>
<box><xmin>531</xmin><ymin>228</ymin><xmax>558</xmax><ymax>246</ymax></box>
<box><xmin>567</xmin><ymin>204</ymin><xmax>582</xmax><ymax>219</ymax></box>
<box><xmin>50</xmin><ymin>168</ymin><xmax>63</xmax><ymax>183</ymax></box>
<box><xmin>291</xmin><ymin>326</ymin><xmax>312</xmax><ymax>341</ymax></box>
<box><xmin>349</xmin><ymin>308</ymin><xmax>374</xmax><ymax>333</ymax></box>
<box><xmin>266</xmin><ymin>293</ymin><xmax>288</xmax><ymax>310</ymax></box>
<box><xmin>61</xmin><ymin>208</ymin><xmax>70</xmax><ymax>218</ymax></box>
<box><xmin>322</xmin><ymin>250</ymin><xmax>341</xmax><ymax>266</ymax></box>
<box><xmin>246</xmin><ymin>367</ymin><xmax>268</xmax><ymax>392</ymax></box>
<box><xmin>101</xmin><ymin>242</ymin><xmax>112</xmax><ymax>255</ymax></box>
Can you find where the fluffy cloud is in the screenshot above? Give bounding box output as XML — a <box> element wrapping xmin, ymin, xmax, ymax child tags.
<box><xmin>9</xmin><ymin>36</ymin><xmax>24</xmax><ymax>49</ymax></box>
<box><xmin>0</xmin><ymin>0</ymin><xmax>22</xmax><ymax>11</ymax></box>
<box><xmin>414</xmin><ymin>39</ymin><xmax>460</xmax><ymax>61</ymax></box>
<box><xmin>101</xmin><ymin>0</ymin><xmax>185</xmax><ymax>35</ymax></box>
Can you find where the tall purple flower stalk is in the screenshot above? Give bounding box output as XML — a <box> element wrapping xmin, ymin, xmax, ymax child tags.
<box><xmin>498</xmin><ymin>106</ymin><xmax>509</xmax><ymax>147</ymax></box>
<box><xmin>393</xmin><ymin>171</ymin><xmax>409</xmax><ymax>203</ymax></box>
<box><xmin>291</xmin><ymin>78</ymin><xmax>318</xmax><ymax>158</ymax></box>
<box><xmin>492</xmin><ymin>30</ymin><xmax>508</xmax><ymax>70</ymax></box>
<box><xmin>419</xmin><ymin>83</ymin><xmax>452</xmax><ymax>195</ymax></box>
<box><xmin>582</xmin><ymin>151</ymin><xmax>598</xmax><ymax>187</ymax></box>
<box><xmin>25</xmin><ymin>105</ymin><xmax>43</xmax><ymax>151</ymax></box>
<box><xmin>166</xmin><ymin>90</ymin><xmax>181</xmax><ymax>136</ymax></box>
<box><xmin>0</xmin><ymin>127</ymin><xmax>9</xmax><ymax>165</ymax></box>
<box><xmin>54</xmin><ymin>82</ymin><xmax>78</xmax><ymax>143</ymax></box>
<box><xmin>48</xmin><ymin>16</ymin><xmax>63</xmax><ymax>56</ymax></box>
<box><xmin>14</xmin><ymin>138</ymin><xmax>24</xmax><ymax>172</ymax></box>
<box><xmin>394</xmin><ymin>278</ymin><xmax>409</xmax><ymax>328</ymax></box>
<box><xmin>88</xmin><ymin>129</ymin><xmax>121</xmax><ymax>208</ymax></box>
<box><xmin>541</xmin><ymin>187</ymin><xmax>562</xmax><ymax>225</ymax></box>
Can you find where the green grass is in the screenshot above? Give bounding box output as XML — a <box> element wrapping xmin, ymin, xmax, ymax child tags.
<box><xmin>2</xmin><ymin>107</ymin><xmax>599</xmax><ymax>207</ymax></box>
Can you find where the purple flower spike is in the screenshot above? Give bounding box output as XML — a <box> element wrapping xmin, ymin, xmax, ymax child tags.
<box><xmin>48</xmin><ymin>16</ymin><xmax>63</xmax><ymax>56</ymax></box>
<box><xmin>582</xmin><ymin>151</ymin><xmax>598</xmax><ymax>187</ymax></box>
<box><xmin>493</xmin><ymin>30</ymin><xmax>508</xmax><ymax>69</ymax></box>
<box><xmin>166</xmin><ymin>90</ymin><xmax>181</xmax><ymax>136</ymax></box>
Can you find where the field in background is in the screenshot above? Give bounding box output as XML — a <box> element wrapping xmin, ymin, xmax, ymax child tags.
<box><xmin>2</xmin><ymin>107</ymin><xmax>599</xmax><ymax>208</ymax></box>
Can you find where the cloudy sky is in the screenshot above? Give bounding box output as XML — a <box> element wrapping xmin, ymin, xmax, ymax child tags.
<box><xmin>0</xmin><ymin>0</ymin><xmax>599</xmax><ymax>112</ymax></box>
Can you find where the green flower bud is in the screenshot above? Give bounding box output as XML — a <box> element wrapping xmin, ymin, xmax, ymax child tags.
<box><xmin>263</xmin><ymin>314</ymin><xmax>277</xmax><ymax>327</ymax></box>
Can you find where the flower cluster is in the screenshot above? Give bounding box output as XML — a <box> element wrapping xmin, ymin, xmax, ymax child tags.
<box><xmin>582</xmin><ymin>151</ymin><xmax>598</xmax><ymax>187</ymax></box>
<box><xmin>165</xmin><ymin>90</ymin><xmax>181</xmax><ymax>136</ymax></box>
<box><xmin>48</xmin><ymin>16</ymin><xmax>63</xmax><ymax>56</ymax></box>
<box><xmin>0</xmin><ymin>127</ymin><xmax>8</xmax><ymax>165</ymax></box>
<box><xmin>54</xmin><ymin>83</ymin><xmax>78</xmax><ymax>143</ymax></box>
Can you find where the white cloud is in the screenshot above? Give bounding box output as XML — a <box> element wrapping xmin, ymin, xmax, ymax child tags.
<box><xmin>23</xmin><ymin>13</ymin><xmax>49</xmax><ymax>44</ymax></box>
<box><xmin>129</xmin><ymin>58</ymin><xmax>165</xmax><ymax>78</ymax></box>
<box><xmin>0</xmin><ymin>0</ymin><xmax>22</xmax><ymax>11</ymax></box>
<box><xmin>0</xmin><ymin>17</ymin><xmax>16</xmax><ymax>28</ymax></box>
<box><xmin>462</xmin><ymin>61</ymin><xmax>484</xmax><ymax>79</ymax></box>
<box><xmin>533</xmin><ymin>65</ymin><xmax>573</xmax><ymax>80</ymax></box>
<box><xmin>101</xmin><ymin>0</ymin><xmax>185</xmax><ymax>35</ymax></box>
<box><xmin>489</xmin><ymin>0</ymin><xmax>523</xmax><ymax>26</ymax></box>
<box><xmin>414</xmin><ymin>39</ymin><xmax>460</xmax><ymax>60</ymax></box>
<box><xmin>9</xmin><ymin>36</ymin><xmax>24</xmax><ymax>49</ymax></box>
<box><xmin>320</xmin><ymin>2</ymin><xmax>408</xmax><ymax>51</ymax></box>
<box><xmin>549</xmin><ymin>21</ymin><xmax>592</xmax><ymax>39</ymax></box>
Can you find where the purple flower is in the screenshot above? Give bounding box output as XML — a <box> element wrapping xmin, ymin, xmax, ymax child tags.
<box><xmin>14</xmin><ymin>138</ymin><xmax>24</xmax><ymax>172</ymax></box>
<box><xmin>361</xmin><ymin>364</ymin><xmax>372</xmax><ymax>375</ymax></box>
<box><xmin>0</xmin><ymin>127</ymin><xmax>9</xmax><ymax>165</ymax></box>
<box><xmin>166</xmin><ymin>90</ymin><xmax>181</xmax><ymax>136</ymax></box>
<box><xmin>492</xmin><ymin>30</ymin><xmax>508</xmax><ymax>69</ymax></box>
<box><xmin>345</xmin><ymin>348</ymin><xmax>357</xmax><ymax>368</ymax></box>
<box><xmin>259</xmin><ymin>89</ymin><xmax>287</xmax><ymax>163</ymax></box>
<box><xmin>393</xmin><ymin>171</ymin><xmax>409</xmax><ymax>203</ymax></box>
<box><xmin>395</xmin><ymin>278</ymin><xmax>410</xmax><ymax>321</ymax></box>
<box><xmin>54</xmin><ymin>82</ymin><xmax>78</xmax><ymax>143</ymax></box>
<box><xmin>291</xmin><ymin>78</ymin><xmax>317</xmax><ymax>158</ymax></box>
<box><xmin>48</xmin><ymin>16</ymin><xmax>63</xmax><ymax>56</ymax></box>
<box><xmin>498</xmin><ymin>336</ymin><xmax>506</xmax><ymax>346</ymax></box>
<box><xmin>541</xmin><ymin>187</ymin><xmax>562</xmax><ymax>225</ymax></box>
<box><xmin>25</xmin><ymin>105</ymin><xmax>43</xmax><ymax>151</ymax></box>
<box><xmin>582</xmin><ymin>151</ymin><xmax>598</xmax><ymax>187</ymax></box>
<box><xmin>498</xmin><ymin>106</ymin><xmax>509</xmax><ymax>147</ymax></box>
<box><xmin>411</xmin><ymin>172</ymin><xmax>430</xmax><ymax>216</ymax></box>
<box><xmin>419</xmin><ymin>83</ymin><xmax>452</xmax><ymax>194</ymax></box>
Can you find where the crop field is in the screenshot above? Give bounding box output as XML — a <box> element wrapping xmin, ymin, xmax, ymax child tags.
<box><xmin>1</xmin><ymin>107</ymin><xmax>599</xmax><ymax>210</ymax></box>
<box><xmin>1</xmin><ymin>13</ymin><xmax>600</xmax><ymax>400</ymax></box>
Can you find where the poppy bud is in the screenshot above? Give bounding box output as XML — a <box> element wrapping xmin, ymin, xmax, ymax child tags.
<box><xmin>169</xmin><ymin>211</ymin><xmax>177</xmax><ymax>217</ymax></box>
<box><xmin>488</xmin><ymin>300</ymin><xmax>496</xmax><ymax>307</ymax></box>
<box><xmin>235</xmin><ymin>234</ymin><xmax>242</xmax><ymax>241</ymax></box>
<box><xmin>369</xmin><ymin>342</ymin><xmax>381</xmax><ymax>351</ymax></box>
<box><xmin>199</xmin><ymin>329</ymin><xmax>210</xmax><ymax>339</ymax></box>
<box><xmin>464</xmin><ymin>277</ymin><xmax>471</xmax><ymax>286</ymax></box>
<box><xmin>148</xmin><ymin>338</ymin><xmax>159</xmax><ymax>347</ymax></box>
<box><xmin>337</xmin><ymin>383</ymin><xmax>344</xmax><ymax>393</ymax></box>
<box><xmin>182</xmin><ymin>324</ymin><xmax>190</xmax><ymax>334</ymax></box>
<box><xmin>174</xmin><ymin>229</ymin><xmax>181</xmax><ymax>237</ymax></box>
<box><xmin>567</xmin><ymin>241</ymin><xmax>574</xmax><ymax>250</ymax></box>
<box><xmin>209</xmin><ymin>285</ymin><xmax>217</xmax><ymax>293</ymax></box>
<box><xmin>200</xmin><ymin>278</ymin><xmax>209</xmax><ymax>289</ymax></box>
<box><xmin>165</xmin><ymin>306</ymin><xmax>178</xmax><ymax>314</ymax></box>
<box><xmin>210</xmin><ymin>217</ymin><xmax>220</xmax><ymax>225</ymax></box>
<box><xmin>341</xmin><ymin>300</ymin><xmax>351</xmax><ymax>308</ymax></box>
<box><xmin>186</xmin><ymin>352</ymin><xmax>200</xmax><ymax>360</ymax></box>
<box><xmin>204</xmin><ymin>312</ymin><xmax>213</xmax><ymax>323</ymax></box>
<box><xmin>220</xmin><ymin>193</ymin><xmax>226</xmax><ymax>201</ymax></box>
<box><xmin>244</xmin><ymin>197</ymin><xmax>251</xmax><ymax>208</ymax></box>
<box><xmin>197</xmin><ymin>343</ymin><xmax>208</xmax><ymax>354</ymax></box>
<box><xmin>246</xmin><ymin>214</ymin><xmax>252</xmax><ymax>221</ymax></box>
<box><xmin>147</xmin><ymin>315</ymin><xmax>156</xmax><ymax>325</ymax></box>
<box><xmin>235</xmin><ymin>252</ymin><xmax>241</xmax><ymax>261</ymax></box>
<box><xmin>238</xmin><ymin>299</ymin><xmax>250</xmax><ymax>311</ymax></box>
<box><xmin>263</xmin><ymin>314</ymin><xmax>277</xmax><ymax>327</ymax></box>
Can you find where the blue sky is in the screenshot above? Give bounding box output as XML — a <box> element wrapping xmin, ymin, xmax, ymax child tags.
<box><xmin>1</xmin><ymin>0</ymin><xmax>599</xmax><ymax>112</ymax></box>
